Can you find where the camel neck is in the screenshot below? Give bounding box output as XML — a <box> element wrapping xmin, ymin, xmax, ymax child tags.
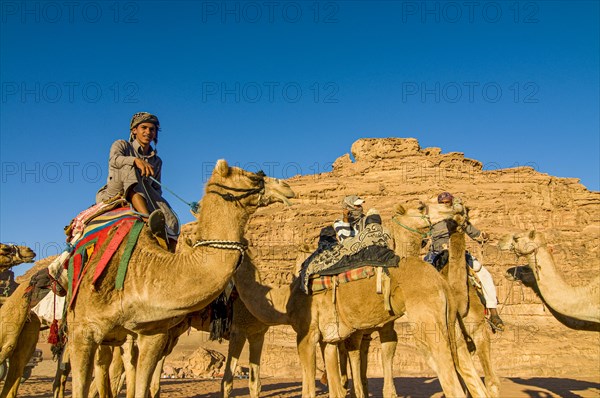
<box><xmin>194</xmin><ymin>193</ymin><xmax>250</xmax><ymax>243</ymax></box>
<box><xmin>393</xmin><ymin>226</ymin><xmax>423</xmax><ymax>259</ymax></box>
<box><xmin>526</xmin><ymin>247</ymin><xmax>583</xmax><ymax>311</ymax></box>
<box><xmin>447</xmin><ymin>226</ymin><xmax>468</xmax><ymax>315</ymax></box>
<box><xmin>233</xmin><ymin>258</ymin><xmax>291</xmax><ymax>324</ymax></box>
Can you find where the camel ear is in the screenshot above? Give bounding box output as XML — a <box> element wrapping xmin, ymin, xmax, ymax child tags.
<box><xmin>528</xmin><ymin>230</ymin><xmax>536</xmax><ymax>239</ymax></box>
<box><xmin>394</xmin><ymin>204</ymin><xmax>406</xmax><ymax>215</ymax></box>
<box><xmin>215</xmin><ymin>159</ymin><xmax>230</xmax><ymax>177</ymax></box>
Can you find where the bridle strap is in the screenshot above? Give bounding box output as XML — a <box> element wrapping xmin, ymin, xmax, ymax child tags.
<box><xmin>206</xmin><ymin>172</ymin><xmax>266</xmax><ymax>202</ymax></box>
<box><xmin>391</xmin><ymin>215</ymin><xmax>430</xmax><ymax>239</ymax></box>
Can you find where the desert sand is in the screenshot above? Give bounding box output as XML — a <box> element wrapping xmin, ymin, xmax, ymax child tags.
<box><xmin>13</xmin><ymin>328</ymin><xmax>600</xmax><ymax>398</ymax></box>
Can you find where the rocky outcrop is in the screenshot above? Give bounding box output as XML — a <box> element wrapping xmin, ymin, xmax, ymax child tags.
<box><xmin>162</xmin><ymin>347</ymin><xmax>225</xmax><ymax>379</ymax></box>
<box><xmin>181</xmin><ymin>137</ymin><xmax>600</xmax><ymax>377</ymax></box>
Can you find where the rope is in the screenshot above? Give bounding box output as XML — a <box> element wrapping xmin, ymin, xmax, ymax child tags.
<box><xmin>147</xmin><ymin>176</ymin><xmax>199</xmax><ymax>213</ymax></box>
<box><xmin>193</xmin><ymin>240</ymin><xmax>247</xmax><ymax>270</ymax></box>
<box><xmin>391</xmin><ymin>215</ymin><xmax>430</xmax><ymax>238</ymax></box>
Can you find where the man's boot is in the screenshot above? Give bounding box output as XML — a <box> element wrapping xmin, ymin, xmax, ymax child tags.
<box><xmin>148</xmin><ymin>209</ymin><xmax>169</xmax><ymax>250</ymax></box>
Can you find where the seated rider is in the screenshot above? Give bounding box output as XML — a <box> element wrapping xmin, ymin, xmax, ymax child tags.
<box><xmin>426</xmin><ymin>192</ymin><xmax>505</xmax><ymax>332</ymax></box>
<box><xmin>96</xmin><ymin>112</ymin><xmax>179</xmax><ymax>252</ymax></box>
<box><xmin>333</xmin><ymin>195</ymin><xmax>382</xmax><ymax>242</ymax></box>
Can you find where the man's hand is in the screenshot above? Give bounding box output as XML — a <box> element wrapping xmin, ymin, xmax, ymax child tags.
<box><xmin>134</xmin><ymin>158</ymin><xmax>155</xmax><ymax>177</ymax></box>
<box><xmin>342</xmin><ymin>208</ymin><xmax>350</xmax><ymax>223</ymax></box>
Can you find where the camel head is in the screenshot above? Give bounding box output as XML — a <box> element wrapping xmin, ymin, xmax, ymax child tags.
<box><xmin>0</xmin><ymin>243</ymin><xmax>36</xmax><ymax>268</ymax></box>
<box><xmin>392</xmin><ymin>201</ymin><xmax>431</xmax><ymax>232</ymax></box>
<box><xmin>427</xmin><ymin>196</ymin><xmax>468</xmax><ymax>226</ymax></box>
<box><xmin>498</xmin><ymin>230</ymin><xmax>547</xmax><ymax>257</ymax></box>
<box><xmin>203</xmin><ymin>159</ymin><xmax>295</xmax><ymax>213</ymax></box>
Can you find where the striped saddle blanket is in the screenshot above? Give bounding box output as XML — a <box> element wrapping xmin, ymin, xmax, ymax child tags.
<box><xmin>67</xmin><ymin>207</ymin><xmax>144</xmax><ymax>308</ymax></box>
<box><xmin>309</xmin><ymin>265</ymin><xmax>377</xmax><ymax>293</ymax></box>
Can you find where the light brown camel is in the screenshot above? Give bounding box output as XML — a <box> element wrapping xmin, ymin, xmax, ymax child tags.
<box><xmin>428</xmin><ymin>201</ymin><xmax>501</xmax><ymax>398</ymax></box>
<box><xmin>386</xmin><ymin>203</ymin><xmax>494</xmax><ymax>398</ymax></box>
<box><xmin>0</xmin><ymin>244</ymin><xmax>36</xmax><ymax>398</ymax></box>
<box><xmin>67</xmin><ymin>160</ymin><xmax>294</xmax><ymax>398</ymax></box>
<box><xmin>499</xmin><ymin>230</ymin><xmax>600</xmax><ymax>324</ymax></box>
<box><xmin>230</xmin><ymin>203</ymin><xmax>488</xmax><ymax>398</ymax></box>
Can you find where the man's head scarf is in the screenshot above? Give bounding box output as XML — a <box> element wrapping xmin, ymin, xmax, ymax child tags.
<box><xmin>129</xmin><ymin>112</ymin><xmax>160</xmax><ymax>143</ymax></box>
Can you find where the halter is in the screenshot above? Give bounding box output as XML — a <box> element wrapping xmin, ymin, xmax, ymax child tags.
<box><xmin>192</xmin><ymin>240</ymin><xmax>248</xmax><ymax>269</ymax></box>
<box><xmin>192</xmin><ymin>170</ymin><xmax>265</xmax><ymax>269</ymax></box>
<box><xmin>206</xmin><ymin>171</ymin><xmax>266</xmax><ymax>203</ymax></box>
<box><xmin>391</xmin><ymin>214</ymin><xmax>431</xmax><ymax>239</ymax></box>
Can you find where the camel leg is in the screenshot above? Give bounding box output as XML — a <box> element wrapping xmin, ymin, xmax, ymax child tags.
<box><xmin>149</xmin><ymin>356</ymin><xmax>165</xmax><ymax>398</ymax></box>
<box><xmin>69</xmin><ymin>324</ymin><xmax>101</xmax><ymax>398</ymax></box>
<box><xmin>323</xmin><ymin>343</ymin><xmax>346</xmax><ymax>398</ymax></box>
<box><xmin>378</xmin><ymin>323</ymin><xmax>398</xmax><ymax>398</ymax></box>
<box><xmin>121</xmin><ymin>335</ymin><xmax>137</xmax><ymax>398</ymax></box>
<box><xmin>247</xmin><ymin>329</ymin><xmax>266</xmax><ymax>398</ymax></box>
<box><xmin>410</xmin><ymin>306</ymin><xmax>467</xmax><ymax>398</ymax></box>
<box><xmin>221</xmin><ymin>326</ymin><xmax>246</xmax><ymax>398</ymax></box>
<box><xmin>472</xmin><ymin>319</ymin><xmax>501</xmax><ymax>397</ymax></box>
<box><xmin>297</xmin><ymin>329</ymin><xmax>318</xmax><ymax>398</ymax></box>
<box><xmin>338</xmin><ymin>341</ymin><xmax>349</xmax><ymax>389</ymax></box>
<box><xmin>93</xmin><ymin>345</ymin><xmax>114</xmax><ymax>398</ymax></box>
<box><xmin>53</xmin><ymin>344</ymin><xmax>70</xmax><ymax>398</ymax></box>
<box><xmin>134</xmin><ymin>333</ymin><xmax>168</xmax><ymax>398</ymax></box>
<box><xmin>0</xmin><ymin>315</ymin><xmax>40</xmax><ymax>398</ymax></box>
<box><xmin>452</xmin><ymin>317</ymin><xmax>490</xmax><ymax>398</ymax></box>
<box><xmin>344</xmin><ymin>332</ymin><xmax>365</xmax><ymax>398</ymax></box>
<box><xmin>109</xmin><ymin>346</ymin><xmax>126</xmax><ymax>398</ymax></box>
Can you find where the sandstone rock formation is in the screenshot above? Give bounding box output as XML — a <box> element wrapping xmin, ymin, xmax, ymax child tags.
<box><xmin>179</xmin><ymin>138</ymin><xmax>599</xmax><ymax>379</ymax></box>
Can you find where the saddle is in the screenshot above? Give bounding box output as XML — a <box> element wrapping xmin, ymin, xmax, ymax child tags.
<box><xmin>66</xmin><ymin>206</ymin><xmax>144</xmax><ymax>308</ymax></box>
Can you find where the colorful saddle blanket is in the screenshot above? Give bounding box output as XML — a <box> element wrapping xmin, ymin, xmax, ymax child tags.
<box><xmin>67</xmin><ymin>207</ymin><xmax>144</xmax><ymax>308</ymax></box>
<box><xmin>300</xmin><ymin>223</ymin><xmax>398</xmax><ymax>294</ymax></box>
<box><xmin>309</xmin><ymin>265</ymin><xmax>377</xmax><ymax>293</ymax></box>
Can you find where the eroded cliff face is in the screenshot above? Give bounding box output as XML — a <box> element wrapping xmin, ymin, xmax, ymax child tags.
<box><xmin>182</xmin><ymin>138</ymin><xmax>600</xmax><ymax>377</ymax></box>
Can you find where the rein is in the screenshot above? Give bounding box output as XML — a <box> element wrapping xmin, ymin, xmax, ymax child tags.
<box><xmin>206</xmin><ymin>171</ymin><xmax>266</xmax><ymax>203</ymax></box>
<box><xmin>391</xmin><ymin>215</ymin><xmax>430</xmax><ymax>239</ymax></box>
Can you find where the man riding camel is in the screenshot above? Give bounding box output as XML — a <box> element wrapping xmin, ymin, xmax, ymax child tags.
<box><xmin>96</xmin><ymin>112</ymin><xmax>179</xmax><ymax>251</ymax></box>
<box><xmin>426</xmin><ymin>192</ymin><xmax>505</xmax><ymax>332</ymax></box>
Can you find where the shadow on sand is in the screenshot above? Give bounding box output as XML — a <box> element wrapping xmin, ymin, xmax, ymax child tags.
<box><xmin>508</xmin><ymin>377</ymin><xmax>600</xmax><ymax>398</ymax></box>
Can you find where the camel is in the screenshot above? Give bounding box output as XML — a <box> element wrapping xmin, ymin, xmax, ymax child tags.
<box><xmin>499</xmin><ymin>230</ymin><xmax>600</xmax><ymax>324</ymax></box>
<box><xmin>67</xmin><ymin>160</ymin><xmax>294</xmax><ymax>398</ymax></box>
<box><xmin>228</xmin><ymin>203</ymin><xmax>489</xmax><ymax>398</ymax></box>
<box><xmin>0</xmin><ymin>244</ymin><xmax>35</xmax><ymax>270</ymax></box>
<box><xmin>505</xmin><ymin>265</ymin><xmax>600</xmax><ymax>332</ymax></box>
<box><xmin>0</xmin><ymin>244</ymin><xmax>36</xmax><ymax>398</ymax></box>
<box><xmin>427</xmin><ymin>201</ymin><xmax>501</xmax><ymax>398</ymax></box>
<box><xmin>388</xmin><ymin>203</ymin><xmax>499</xmax><ymax>398</ymax></box>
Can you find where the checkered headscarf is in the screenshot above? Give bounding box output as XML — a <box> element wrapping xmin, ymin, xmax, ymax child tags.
<box><xmin>129</xmin><ymin>112</ymin><xmax>160</xmax><ymax>143</ymax></box>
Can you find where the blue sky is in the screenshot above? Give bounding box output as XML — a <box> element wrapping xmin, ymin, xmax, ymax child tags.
<box><xmin>1</xmin><ymin>1</ymin><xmax>598</xmax><ymax>275</ymax></box>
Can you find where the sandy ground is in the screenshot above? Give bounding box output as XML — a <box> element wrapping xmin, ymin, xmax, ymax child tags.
<box><xmin>14</xmin><ymin>355</ymin><xmax>600</xmax><ymax>398</ymax></box>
